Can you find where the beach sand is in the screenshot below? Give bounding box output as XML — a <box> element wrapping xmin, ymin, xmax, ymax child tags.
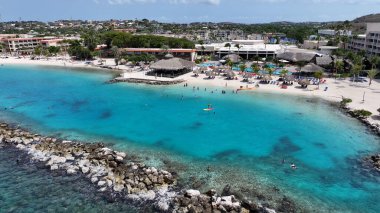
<box><xmin>1</xmin><ymin>56</ymin><xmax>379</xmax><ymax>126</ymax></box>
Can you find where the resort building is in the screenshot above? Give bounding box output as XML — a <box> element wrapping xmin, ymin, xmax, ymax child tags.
<box><xmin>318</xmin><ymin>29</ymin><xmax>352</xmax><ymax>37</ymax></box>
<box><xmin>348</xmin><ymin>23</ymin><xmax>380</xmax><ymax>56</ymax></box>
<box><xmin>302</xmin><ymin>40</ymin><xmax>329</xmax><ymax>49</ymax></box>
<box><xmin>1</xmin><ymin>36</ymin><xmax>80</xmax><ymax>55</ymax></box>
<box><xmin>120</xmin><ymin>48</ymin><xmax>197</xmax><ymax>61</ymax></box>
<box><xmin>1</xmin><ymin>37</ymin><xmax>46</xmax><ymax>54</ymax></box>
<box><xmin>196</xmin><ymin>40</ymin><xmax>297</xmax><ymax>59</ymax></box>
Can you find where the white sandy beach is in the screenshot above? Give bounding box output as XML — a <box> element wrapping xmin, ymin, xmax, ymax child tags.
<box><xmin>1</xmin><ymin>56</ymin><xmax>380</xmax><ymax>126</ymax></box>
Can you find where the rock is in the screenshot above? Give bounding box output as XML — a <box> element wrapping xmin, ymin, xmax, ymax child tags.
<box><xmin>264</xmin><ymin>207</ymin><xmax>277</xmax><ymax>213</ymax></box>
<box><xmin>81</xmin><ymin>167</ymin><xmax>89</xmax><ymax>174</ymax></box>
<box><xmin>157</xmin><ymin>200</ymin><xmax>170</xmax><ymax>211</ymax></box>
<box><xmin>67</xmin><ymin>168</ymin><xmax>77</xmax><ymax>174</ymax></box>
<box><xmin>91</xmin><ymin>177</ymin><xmax>98</xmax><ymax>183</ymax></box>
<box><xmin>185</xmin><ymin>189</ymin><xmax>201</xmax><ymax>198</ymax></box>
<box><xmin>106</xmin><ymin>179</ymin><xmax>113</xmax><ymax>187</ymax></box>
<box><xmin>47</xmin><ymin>156</ymin><xmax>66</xmax><ymax>165</ymax></box>
<box><xmin>206</xmin><ymin>189</ymin><xmax>217</xmax><ymax>197</ymax></box>
<box><xmin>113</xmin><ymin>184</ymin><xmax>125</xmax><ymax>192</ymax></box>
<box><xmin>50</xmin><ymin>165</ymin><xmax>59</xmax><ymax>170</ymax></box>
<box><xmin>98</xmin><ymin>181</ymin><xmax>106</xmax><ymax>187</ymax></box>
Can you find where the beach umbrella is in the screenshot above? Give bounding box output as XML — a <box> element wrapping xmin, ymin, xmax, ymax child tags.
<box><xmin>226</xmin><ymin>70</ymin><xmax>236</xmax><ymax>79</ymax></box>
<box><xmin>284</xmin><ymin>75</ymin><xmax>295</xmax><ymax>82</ymax></box>
<box><xmin>243</xmin><ymin>73</ymin><xmax>253</xmax><ymax>79</ymax></box>
<box><xmin>298</xmin><ymin>79</ymin><xmax>311</xmax><ymax>87</ymax></box>
<box><xmin>261</xmin><ymin>75</ymin><xmax>273</xmax><ymax>81</ymax></box>
<box><xmin>206</xmin><ymin>71</ymin><xmax>216</xmax><ymax>78</ymax></box>
<box><xmin>193</xmin><ymin>70</ymin><xmax>200</xmax><ymax>75</ymax></box>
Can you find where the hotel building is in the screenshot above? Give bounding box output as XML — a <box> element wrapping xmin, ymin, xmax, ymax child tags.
<box><xmin>348</xmin><ymin>23</ymin><xmax>380</xmax><ymax>56</ymax></box>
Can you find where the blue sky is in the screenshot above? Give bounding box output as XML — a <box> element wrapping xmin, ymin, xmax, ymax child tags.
<box><xmin>0</xmin><ymin>0</ymin><xmax>379</xmax><ymax>23</ymax></box>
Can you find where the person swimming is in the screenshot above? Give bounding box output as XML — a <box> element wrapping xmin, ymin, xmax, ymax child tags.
<box><xmin>290</xmin><ymin>163</ymin><xmax>297</xmax><ymax>170</ymax></box>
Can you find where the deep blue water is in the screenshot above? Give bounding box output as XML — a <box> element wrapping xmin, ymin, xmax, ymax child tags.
<box><xmin>0</xmin><ymin>65</ymin><xmax>379</xmax><ymax>212</ymax></box>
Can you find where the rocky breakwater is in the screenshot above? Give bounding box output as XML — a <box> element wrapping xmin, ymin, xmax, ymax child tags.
<box><xmin>0</xmin><ymin>122</ymin><xmax>277</xmax><ymax>213</ymax></box>
<box><xmin>363</xmin><ymin>154</ymin><xmax>380</xmax><ymax>172</ymax></box>
<box><xmin>0</xmin><ymin>123</ymin><xmax>175</xmax><ymax>207</ymax></box>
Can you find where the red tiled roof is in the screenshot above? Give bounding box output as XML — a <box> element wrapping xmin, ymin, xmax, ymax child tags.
<box><xmin>121</xmin><ymin>48</ymin><xmax>196</xmax><ymax>53</ymax></box>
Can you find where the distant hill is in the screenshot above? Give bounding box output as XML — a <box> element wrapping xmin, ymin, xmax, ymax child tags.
<box><xmin>353</xmin><ymin>13</ymin><xmax>380</xmax><ymax>23</ymax></box>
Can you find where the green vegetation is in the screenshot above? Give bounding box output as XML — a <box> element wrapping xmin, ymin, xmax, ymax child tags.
<box><xmin>367</xmin><ymin>69</ymin><xmax>379</xmax><ymax>86</ymax></box>
<box><xmin>67</xmin><ymin>40</ymin><xmax>93</xmax><ymax>60</ymax></box>
<box><xmin>313</xmin><ymin>70</ymin><xmax>324</xmax><ymax>89</ymax></box>
<box><xmin>340</xmin><ymin>98</ymin><xmax>352</xmax><ymax>108</ymax></box>
<box><xmin>352</xmin><ymin>109</ymin><xmax>372</xmax><ymax>118</ymax></box>
<box><xmin>100</xmin><ymin>31</ymin><xmax>194</xmax><ymax>49</ymax></box>
<box><xmin>123</xmin><ymin>53</ymin><xmax>156</xmax><ymax>64</ymax></box>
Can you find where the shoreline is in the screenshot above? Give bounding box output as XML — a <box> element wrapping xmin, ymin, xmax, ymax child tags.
<box><xmin>1</xmin><ymin>57</ymin><xmax>379</xmax><ymax>136</ymax></box>
<box><xmin>0</xmin><ymin>121</ymin><xmax>278</xmax><ymax>213</ymax></box>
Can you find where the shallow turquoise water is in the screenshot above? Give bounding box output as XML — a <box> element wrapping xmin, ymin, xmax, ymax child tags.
<box><xmin>0</xmin><ymin>65</ymin><xmax>379</xmax><ymax>212</ymax></box>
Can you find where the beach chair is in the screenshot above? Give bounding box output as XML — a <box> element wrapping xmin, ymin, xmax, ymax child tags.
<box><xmin>324</xmin><ymin>87</ymin><xmax>328</xmax><ymax>91</ymax></box>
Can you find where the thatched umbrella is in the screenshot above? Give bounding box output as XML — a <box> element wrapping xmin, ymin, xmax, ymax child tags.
<box><xmin>243</xmin><ymin>73</ymin><xmax>253</xmax><ymax>79</ymax></box>
<box><xmin>298</xmin><ymin>79</ymin><xmax>311</xmax><ymax>87</ymax></box>
<box><xmin>226</xmin><ymin>70</ymin><xmax>236</xmax><ymax>79</ymax></box>
<box><xmin>222</xmin><ymin>54</ymin><xmax>242</xmax><ymax>63</ymax></box>
<box><xmin>284</xmin><ymin>75</ymin><xmax>295</xmax><ymax>82</ymax></box>
<box><xmin>206</xmin><ymin>71</ymin><xmax>216</xmax><ymax>78</ymax></box>
<box><xmin>261</xmin><ymin>75</ymin><xmax>272</xmax><ymax>82</ymax></box>
<box><xmin>193</xmin><ymin>70</ymin><xmax>200</xmax><ymax>76</ymax></box>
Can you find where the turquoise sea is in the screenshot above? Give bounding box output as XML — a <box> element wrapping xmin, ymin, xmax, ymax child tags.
<box><xmin>0</xmin><ymin>65</ymin><xmax>379</xmax><ymax>212</ymax></box>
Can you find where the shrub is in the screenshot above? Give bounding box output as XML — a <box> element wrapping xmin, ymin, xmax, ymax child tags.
<box><xmin>352</xmin><ymin>109</ymin><xmax>372</xmax><ymax>118</ymax></box>
<box><xmin>340</xmin><ymin>98</ymin><xmax>352</xmax><ymax>108</ymax></box>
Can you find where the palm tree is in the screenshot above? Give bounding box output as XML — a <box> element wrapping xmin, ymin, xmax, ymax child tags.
<box><xmin>224</xmin><ymin>43</ymin><xmax>231</xmax><ymax>53</ymax></box>
<box><xmin>280</xmin><ymin>69</ymin><xmax>288</xmax><ymax>77</ymax></box>
<box><xmin>335</xmin><ymin>60</ymin><xmax>344</xmax><ymax>74</ymax></box>
<box><xmin>161</xmin><ymin>45</ymin><xmax>169</xmax><ymax>55</ymax></box>
<box><xmin>367</xmin><ymin>69</ymin><xmax>379</xmax><ymax>87</ymax></box>
<box><xmin>296</xmin><ymin>61</ymin><xmax>307</xmax><ymax>78</ymax></box>
<box><xmin>369</xmin><ymin>55</ymin><xmax>380</xmax><ymax>69</ymax></box>
<box><xmin>351</xmin><ymin>64</ymin><xmax>362</xmax><ymax>82</ymax></box>
<box><xmin>235</xmin><ymin>44</ymin><xmax>241</xmax><ymax>56</ymax></box>
<box><xmin>266</xmin><ymin>68</ymin><xmax>274</xmax><ymax>76</ymax></box>
<box><xmin>314</xmin><ymin>70</ymin><xmax>324</xmax><ymax>89</ymax></box>
<box><xmin>239</xmin><ymin>64</ymin><xmax>247</xmax><ymax>73</ymax></box>
<box><xmin>251</xmin><ymin>63</ymin><xmax>260</xmax><ymax>76</ymax></box>
<box><xmin>226</xmin><ymin>59</ymin><xmax>234</xmax><ymax>70</ymax></box>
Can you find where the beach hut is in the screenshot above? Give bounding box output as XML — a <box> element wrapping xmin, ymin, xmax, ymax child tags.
<box><xmin>150</xmin><ymin>57</ymin><xmax>196</xmax><ymax>78</ymax></box>
<box><xmin>315</xmin><ymin>55</ymin><xmax>334</xmax><ymax>68</ymax></box>
<box><xmin>300</xmin><ymin>63</ymin><xmax>325</xmax><ymax>73</ymax></box>
<box><xmin>277</xmin><ymin>51</ymin><xmax>317</xmax><ymax>63</ymax></box>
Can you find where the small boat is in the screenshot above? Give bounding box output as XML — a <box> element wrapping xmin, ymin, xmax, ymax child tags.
<box><xmin>203</xmin><ymin>108</ymin><xmax>214</xmax><ymax>111</ymax></box>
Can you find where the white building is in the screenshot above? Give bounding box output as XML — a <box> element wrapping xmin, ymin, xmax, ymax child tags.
<box><xmin>196</xmin><ymin>40</ymin><xmax>297</xmax><ymax>59</ymax></box>
<box><xmin>318</xmin><ymin>29</ymin><xmax>352</xmax><ymax>37</ymax></box>
<box><xmin>348</xmin><ymin>23</ymin><xmax>380</xmax><ymax>56</ymax></box>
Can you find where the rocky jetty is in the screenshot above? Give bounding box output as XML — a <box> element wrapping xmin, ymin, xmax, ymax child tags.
<box><xmin>340</xmin><ymin>107</ymin><xmax>380</xmax><ymax>137</ymax></box>
<box><xmin>0</xmin><ymin>122</ymin><xmax>277</xmax><ymax>213</ymax></box>
<box><xmin>364</xmin><ymin>154</ymin><xmax>380</xmax><ymax>172</ymax></box>
<box><xmin>108</xmin><ymin>78</ymin><xmax>185</xmax><ymax>85</ymax></box>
